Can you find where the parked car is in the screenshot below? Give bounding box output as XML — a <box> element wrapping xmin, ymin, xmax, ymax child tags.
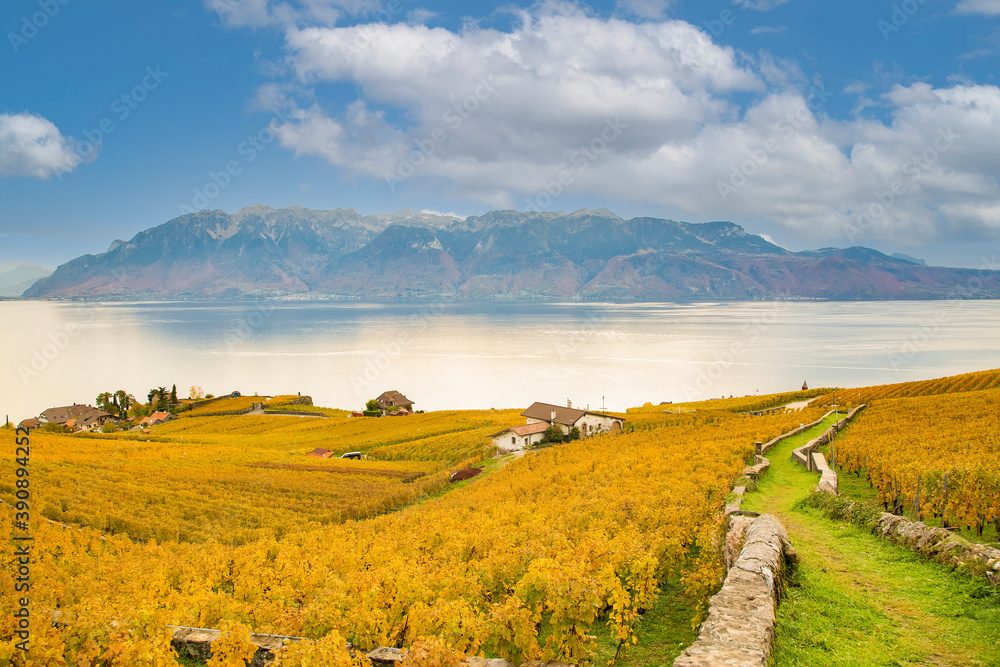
<box><xmin>340</xmin><ymin>451</ymin><xmax>361</xmax><ymax>459</ymax></box>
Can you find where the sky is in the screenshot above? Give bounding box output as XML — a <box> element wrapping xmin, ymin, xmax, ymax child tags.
<box><xmin>2</xmin><ymin>0</ymin><xmax>1000</xmax><ymax>269</ymax></box>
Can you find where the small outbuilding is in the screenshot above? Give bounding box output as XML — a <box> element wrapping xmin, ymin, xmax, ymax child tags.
<box><xmin>307</xmin><ymin>447</ymin><xmax>333</xmax><ymax>458</ymax></box>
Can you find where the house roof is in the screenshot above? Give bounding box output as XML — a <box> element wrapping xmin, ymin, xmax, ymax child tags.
<box><xmin>512</xmin><ymin>422</ymin><xmax>550</xmax><ymax>436</ymax></box>
<box><xmin>488</xmin><ymin>422</ymin><xmax>551</xmax><ymax>438</ymax></box>
<box><xmin>18</xmin><ymin>418</ymin><xmax>41</xmax><ymax>429</ymax></box>
<box><xmin>41</xmin><ymin>404</ymin><xmax>113</xmax><ymax>425</ymax></box>
<box><xmin>137</xmin><ymin>411</ymin><xmax>174</xmax><ymax>427</ymax></box>
<box><xmin>377</xmin><ymin>390</ymin><xmax>413</xmax><ymax>407</ymax></box>
<box><xmin>521</xmin><ymin>402</ymin><xmax>587</xmax><ymax>426</ymax></box>
<box><xmin>307</xmin><ymin>447</ymin><xmax>331</xmax><ymax>457</ymax></box>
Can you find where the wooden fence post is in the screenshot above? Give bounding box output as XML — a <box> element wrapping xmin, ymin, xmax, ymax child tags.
<box><xmin>942</xmin><ymin>473</ymin><xmax>948</xmax><ymax>529</ymax></box>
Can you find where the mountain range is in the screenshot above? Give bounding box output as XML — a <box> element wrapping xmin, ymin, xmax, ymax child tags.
<box><xmin>22</xmin><ymin>205</ymin><xmax>1000</xmax><ymax>301</ymax></box>
<box><xmin>0</xmin><ymin>261</ymin><xmax>53</xmax><ymax>297</ymax></box>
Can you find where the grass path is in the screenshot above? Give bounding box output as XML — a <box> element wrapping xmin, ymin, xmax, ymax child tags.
<box><xmin>742</xmin><ymin>414</ymin><xmax>1000</xmax><ymax>666</ymax></box>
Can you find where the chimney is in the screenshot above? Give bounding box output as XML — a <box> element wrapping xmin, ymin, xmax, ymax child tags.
<box><xmin>550</xmin><ymin>409</ymin><xmax>557</xmax><ymax>421</ymax></box>
<box><xmin>567</xmin><ymin>399</ymin><xmax>572</xmax><ymax>409</ymax></box>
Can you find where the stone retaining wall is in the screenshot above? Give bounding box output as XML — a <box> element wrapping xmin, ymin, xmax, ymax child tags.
<box><xmin>761</xmin><ymin>411</ymin><xmax>832</xmax><ymax>456</ymax></box>
<box><xmin>170</xmin><ymin>626</ymin><xmax>578</xmax><ymax>667</ymax></box>
<box><xmin>673</xmin><ymin>514</ymin><xmax>797</xmax><ymax>667</ymax></box>
<box><xmin>808</xmin><ymin>495</ymin><xmax>1000</xmax><ymax>586</ymax></box>
<box><xmin>790</xmin><ymin>406</ymin><xmax>865</xmax><ymax>475</ymax></box>
<box><xmin>875</xmin><ymin>513</ymin><xmax>1000</xmax><ymax>585</ymax></box>
<box><xmin>811</xmin><ymin>452</ymin><xmax>838</xmax><ymax>496</ymax></box>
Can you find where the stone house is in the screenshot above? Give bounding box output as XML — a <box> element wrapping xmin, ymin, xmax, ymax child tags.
<box><xmin>521</xmin><ymin>401</ymin><xmax>624</xmax><ymax>438</ymax></box>
<box><xmin>376</xmin><ymin>390</ymin><xmax>413</xmax><ymax>414</ymax></box>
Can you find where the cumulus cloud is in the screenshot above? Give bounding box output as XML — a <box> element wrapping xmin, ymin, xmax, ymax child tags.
<box><xmin>954</xmin><ymin>0</ymin><xmax>1000</xmax><ymax>15</ymax></box>
<box><xmin>228</xmin><ymin>3</ymin><xmax>1000</xmax><ymax>246</ymax></box>
<box><xmin>205</xmin><ymin>0</ymin><xmax>387</xmax><ymax>28</ymax></box>
<box><xmin>733</xmin><ymin>0</ymin><xmax>790</xmax><ymax>11</ymax></box>
<box><xmin>615</xmin><ymin>0</ymin><xmax>674</xmax><ymax>20</ymax></box>
<box><xmin>0</xmin><ymin>112</ymin><xmax>85</xmax><ymax>180</ymax></box>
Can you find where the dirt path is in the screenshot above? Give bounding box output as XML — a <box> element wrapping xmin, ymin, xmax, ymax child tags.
<box><xmin>742</xmin><ymin>416</ymin><xmax>1000</xmax><ymax>666</ymax></box>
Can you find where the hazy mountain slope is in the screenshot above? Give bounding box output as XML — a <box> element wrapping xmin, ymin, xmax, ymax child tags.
<box><xmin>0</xmin><ymin>262</ymin><xmax>53</xmax><ymax>297</ymax></box>
<box><xmin>21</xmin><ymin>206</ymin><xmax>1000</xmax><ymax>300</ymax></box>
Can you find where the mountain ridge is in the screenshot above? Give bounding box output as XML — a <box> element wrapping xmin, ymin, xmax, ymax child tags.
<box><xmin>21</xmin><ymin>206</ymin><xmax>1000</xmax><ymax>301</ymax></box>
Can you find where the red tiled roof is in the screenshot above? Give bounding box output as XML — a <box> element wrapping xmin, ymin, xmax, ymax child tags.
<box><xmin>488</xmin><ymin>422</ymin><xmax>551</xmax><ymax>438</ymax></box>
<box><xmin>521</xmin><ymin>402</ymin><xmax>586</xmax><ymax>426</ymax></box>
<box><xmin>511</xmin><ymin>422</ymin><xmax>550</xmax><ymax>436</ymax></box>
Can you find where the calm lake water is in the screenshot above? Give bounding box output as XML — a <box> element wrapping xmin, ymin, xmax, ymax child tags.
<box><xmin>2</xmin><ymin>300</ymin><xmax>999</xmax><ymax>422</ymax></box>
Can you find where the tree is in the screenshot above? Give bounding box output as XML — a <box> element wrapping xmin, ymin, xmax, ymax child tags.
<box><xmin>96</xmin><ymin>392</ymin><xmax>114</xmax><ymax>414</ymax></box>
<box><xmin>189</xmin><ymin>386</ymin><xmax>205</xmax><ymax>400</ymax></box>
<box><xmin>542</xmin><ymin>425</ymin><xmax>566</xmax><ymax>444</ymax></box>
<box><xmin>365</xmin><ymin>399</ymin><xmax>380</xmax><ymax>412</ymax></box>
<box><xmin>147</xmin><ymin>387</ymin><xmax>169</xmax><ymax>412</ymax></box>
<box><xmin>113</xmin><ymin>390</ymin><xmax>134</xmax><ymax>418</ymax></box>
<box><xmin>170</xmin><ymin>384</ymin><xmax>178</xmax><ymax>404</ymax></box>
<box><xmin>567</xmin><ymin>426</ymin><xmax>581</xmax><ymax>441</ymax></box>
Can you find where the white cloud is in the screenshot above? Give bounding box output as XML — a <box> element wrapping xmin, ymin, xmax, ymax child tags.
<box><xmin>750</xmin><ymin>25</ymin><xmax>787</xmax><ymax>35</ymax></box>
<box><xmin>0</xmin><ymin>112</ymin><xmax>85</xmax><ymax>180</ymax></box>
<box><xmin>615</xmin><ymin>0</ymin><xmax>673</xmax><ymax>20</ymax></box>
<box><xmin>407</xmin><ymin>8</ymin><xmax>438</xmax><ymax>25</ymax></box>
<box><xmin>205</xmin><ymin>0</ymin><xmax>387</xmax><ymax>28</ymax></box>
<box><xmin>733</xmin><ymin>0</ymin><xmax>790</xmax><ymax>11</ymax></box>
<box><xmin>220</xmin><ymin>3</ymin><xmax>1000</xmax><ymax>246</ymax></box>
<box><xmin>955</xmin><ymin>0</ymin><xmax>1000</xmax><ymax>16</ymax></box>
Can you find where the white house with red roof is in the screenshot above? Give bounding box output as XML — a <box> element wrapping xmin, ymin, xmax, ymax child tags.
<box><xmin>490</xmin><ymin>400</ymin><xmax>625</xmax><ymax>452</ymax></box>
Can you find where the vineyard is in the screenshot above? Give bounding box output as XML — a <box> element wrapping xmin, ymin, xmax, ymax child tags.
<box><xmin>809</xmin><ymin>367</ymin><xmax>1000</xmax><ymax>406</ymax></box>
<box><xmin>0</xmin><ymin>410</ymin><xmax>519</xmax><ymax>546</ymax></box>
<box><xmin>831</xmin><ymin>385</ymin><xmax>1000</xmax><ymax>538</ymax></box>
<box><xmin>0</xmin><ymin>398</ymin><xmax>827</xmax><ymax>665</ymax></box>
<box><xmin>626</xmin><ymin>388</ymin><xmax>831</xmax><ymax>416</ymax></box>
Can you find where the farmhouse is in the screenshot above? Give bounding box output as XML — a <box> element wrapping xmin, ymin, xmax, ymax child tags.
<box><xmin>521</xmin><ymin>401</ymin><xmax>624</xmax><ymax>437</ymax></box>
<box><xmin>488</xmin><ymin>422</ymin><xmax>550</xmax><ymax>453</ymax></box>
<box><xmin>40</xmin><ymin>404</ymin><xmax>116</xmax><ymax>430</ymax></box>
<box><xmin>137</xmin><ymin>411</ymin><xmax>177</xmax><ymax>428</ymax></box>
<box><xmin>376</xmin><ymin>390</ymin><xmax>413</xmax><ymax>414</ymax></box>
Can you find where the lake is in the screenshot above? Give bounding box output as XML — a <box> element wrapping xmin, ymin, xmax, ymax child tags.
<box><xmin>2</xmin><ymin>299</ymin><xmax>999</xmax><ymax>422</ymax></box>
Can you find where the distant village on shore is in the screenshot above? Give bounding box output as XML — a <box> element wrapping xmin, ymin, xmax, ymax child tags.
<box><xmin>10</xmin><ymin>387</ymin><xmax>626</xmax><ymax>456</ymax></box>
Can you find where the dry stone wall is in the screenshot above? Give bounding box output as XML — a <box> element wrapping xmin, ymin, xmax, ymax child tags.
<box><xmin>171</xmin><ymin>627</ymin><xmax>578</xmax><ymax>667</ymax></box>
<box><xmin>811</xmin><ymin>452</ymin><xmax>838</xmax><ymax>496</ymax></box>
<box><xmin>874</xmin><ymin>513</ymin><xmax>1000</xmax><ymax>585</ymax></box>
<box><xmin>673</xmin><ymin>514</ymin><xmax>797</xmax><ymax>667</ymax></box>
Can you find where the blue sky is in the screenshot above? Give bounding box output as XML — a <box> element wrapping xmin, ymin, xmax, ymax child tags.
<box><xmin>2</xmin><ymin>0</ymin><xmax>1000</xmax><ymax>269</ymax></box>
